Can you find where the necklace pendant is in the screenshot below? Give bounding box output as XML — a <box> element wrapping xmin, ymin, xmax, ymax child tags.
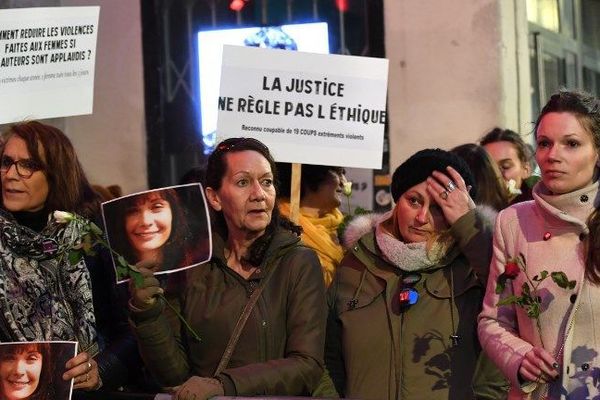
<box><xmin>449</xmin><ymin>334</ymin><xmax>461</xmax><ymax>347</ymax></box>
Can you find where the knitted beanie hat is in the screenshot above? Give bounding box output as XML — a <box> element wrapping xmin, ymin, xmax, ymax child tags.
<box><xmin>391</xmin><ymin>148</ymin><xmax>477</xmax><ymax>201</ymax></box>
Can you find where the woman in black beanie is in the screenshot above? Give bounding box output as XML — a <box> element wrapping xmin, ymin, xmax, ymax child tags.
<box><xmin>325</xmin><ymin>148</ymin><xmax>507</xmax><ymax>400</ymax></box>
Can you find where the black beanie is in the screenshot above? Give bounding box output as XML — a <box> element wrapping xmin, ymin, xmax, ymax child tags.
<box><xmin>391</xmin><ymin>148</ymin><xmax>477</xmax><ymax>201</ymax></box>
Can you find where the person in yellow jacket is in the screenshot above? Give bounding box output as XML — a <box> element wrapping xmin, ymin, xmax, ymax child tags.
<box><xmin>277</xmin><ymin>163</ymin><xmax>346</xmax><ymax>287</ymax></box>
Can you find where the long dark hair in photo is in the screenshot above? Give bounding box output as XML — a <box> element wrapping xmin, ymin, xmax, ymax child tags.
<box><xmin>106</xmin><ymin>189</ymin><xmax>193</xmax><ymax>270</ymax></box>
<box><xmin>0</xmin><ymin>342</ymin><xmax>53</xmax><ymax>400</ymax></box>
<box><xmin>205</xmin><ymin>137</ymin><xmax>301</xmax><ymax>266</ymax></box>
<box><xmin>536</xmin><ymin>91</ymin><xmax>600</xmax><ymax>284</ymax></box>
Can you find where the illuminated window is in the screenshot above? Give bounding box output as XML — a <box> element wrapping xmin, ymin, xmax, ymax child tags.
<box><xmin>527</xmin><ymin>0</ymin><xmax>560</xmax><ymax>32</ymax></box>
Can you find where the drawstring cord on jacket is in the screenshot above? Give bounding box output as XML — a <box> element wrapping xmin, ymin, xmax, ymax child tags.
<box><xmin>350</xmin><ymin>263</ymin><xmax>461</xmax><ymax>347</ymax></box>
<box><xmin>347</xmin><ymin>268</ymin><xmax>368</xmax><ymax>310</ymax></box>
<box><xmin>448</xmin><ymin>265</ymin><xmax>461</xmax><ymax>346</ymax></box>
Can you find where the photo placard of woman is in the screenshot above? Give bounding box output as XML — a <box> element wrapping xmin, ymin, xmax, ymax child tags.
<box><xmin>0</xmin><ymin>341</ymin><xmax>77</xmax><ymax>400</ymax></box>
<box><xmin>102</xmin><ymin>183</ymin><xmax>212</xmax><ymax>283</ymax></box>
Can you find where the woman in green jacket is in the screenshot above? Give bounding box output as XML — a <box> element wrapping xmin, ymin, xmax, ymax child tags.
<box><xmin>129</xmin><ymin>137</ymin><xmax>327</xmax><ymax>399</ymax></box>
<box><xmin>326</xmin><ymin>148</ymin><xmax>507</xmax><ymax>400</ymax></box>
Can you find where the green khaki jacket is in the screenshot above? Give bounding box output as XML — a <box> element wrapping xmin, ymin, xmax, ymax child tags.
<box><xmin>130</xmin><ymin>229</ymin><xmax>327</xmax><ymax>396</ymax></box>
<box><xmin>326</xmin><ymin>209</ymin><xmax>509</xmax><ymax>400</ymax></box>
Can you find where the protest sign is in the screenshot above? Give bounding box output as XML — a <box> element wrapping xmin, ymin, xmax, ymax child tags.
<box><xmin>0</xmin><ymin>6</ymin><xmax>100</xmax><ymax>123</ymax></box>
<box><xmin>101</xmin><ymin>184</ymin><xmax>212</xmax><ymax>283</ymax></box>
<box><xmin>0</xmin><ymin>341</ymin><xmax>77</xmax><ymax>400</ymax></box>
<box><xmin>217</xmin><ymin>45</ymin><xmax>388</xmax><ymax>169</ymax></box>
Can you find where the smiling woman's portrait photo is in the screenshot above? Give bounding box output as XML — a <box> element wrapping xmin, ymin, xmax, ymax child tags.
<box><xmin>124</xmin><ymin>190</ymin><xmax>176</xmax><ymax>264</ymax></box>
<box><xmin>0</xmin><ymin>341</ymin><xmax>76</xmax><ymax>400</ymax></box>
<box><xmin>0</xmin><ymin>343</ymin><xmax>45</xmax><ymax>400</ymax></box>
<box><xmin>102</xmin><ymin>184</ymin><xmax>212</xmax><ymax>282</ymax></box>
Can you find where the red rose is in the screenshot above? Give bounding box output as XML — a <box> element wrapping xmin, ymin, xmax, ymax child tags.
<box><xmin>504</xmin><ymin>262</ymin><xmax>520</xmax><ymax>279</ymax></box>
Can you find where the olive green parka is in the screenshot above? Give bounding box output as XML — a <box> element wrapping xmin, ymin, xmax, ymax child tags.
<box><xmin>325</xmin><ymin>208</ymin><xmax>508</xmax><ymax>400</ymax></box>
<box><xmin>130</xmin><ymin>229</ymin><xmax>327</xmax><ymax>396</ymax></box>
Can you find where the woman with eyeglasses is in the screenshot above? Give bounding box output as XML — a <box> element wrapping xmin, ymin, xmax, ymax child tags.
<box><xmin>325</xmin><ymin>149</ymin><xmax>507</xmax><ymax>400</ymax></box>
<box><xmin>0</xmin><ymin>121</ymin><xmax>145</xmax><ymax>395</ymax></box>
<box><xmin>130</xmin><ymin>137</ymin><xmax>327</xmax><ymax>400</ymax></box>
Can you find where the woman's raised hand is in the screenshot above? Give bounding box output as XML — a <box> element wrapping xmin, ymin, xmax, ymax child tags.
<box><xmin>63</xmin><ymin>352</ymin><xmax>101</xmax><ymax>390</ymax></box>
<box><xmin>130</xmin><ymin>260</ymin><xmax>163</xmax><ymax>310</ymax></box>
<box><xmin>426</xmin><ymin>166</ymin><xmax>475</xmax><ymax>225</ymax></box>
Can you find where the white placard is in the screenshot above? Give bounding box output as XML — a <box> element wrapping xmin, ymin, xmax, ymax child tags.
<box><xmin>0</xmin><ymin>6</ymin><xmax>100</xmax><ymax>124</ymax></box>
<box><xmin>217</xmin><ymin>45</ymin><xmax>388</xmax><ymax>169</ymax></box>
<box><xmin>197</xmin><ymin>23</ymin><xmax>329</xmax><ymax>151</ymax></box>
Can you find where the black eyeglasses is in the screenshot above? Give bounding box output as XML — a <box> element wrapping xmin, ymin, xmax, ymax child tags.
<box><xmin>0</xmin><ymin>155</ymin><xmax>43</xmax><ymax>179</ymax></box>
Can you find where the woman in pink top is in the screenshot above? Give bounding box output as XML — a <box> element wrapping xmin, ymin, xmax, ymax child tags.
<box><xmin>478</xmin><ymin>90</ymin><xmax>600</xmax><ymax>399</ymax></box>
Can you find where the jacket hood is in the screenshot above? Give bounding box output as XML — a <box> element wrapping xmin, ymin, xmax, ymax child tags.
<box><xmin>342</xmin><ymin>211</ymin><xmax>389</xmax><ymax>249</ymax></box>
<box><xmin>476</xmin><ymin>204</ymin><xmax>499</xmax><ymax>229</ymax></box>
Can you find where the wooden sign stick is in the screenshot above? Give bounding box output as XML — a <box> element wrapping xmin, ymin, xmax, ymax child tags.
<box><xmin>289</xmin><ymin>163</ymin><xmax>302</xmax><ymax>224</ymax></box>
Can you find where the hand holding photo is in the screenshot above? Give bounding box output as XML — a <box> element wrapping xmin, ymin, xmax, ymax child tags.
<box><xmin>53</xmin><ymin>207</ymin><xmax>203</xmax><ymax>342</ymax></box>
